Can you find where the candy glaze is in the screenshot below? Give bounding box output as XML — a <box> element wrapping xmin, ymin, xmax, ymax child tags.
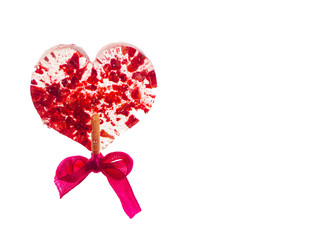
<box><xmin>31</xmin><ymin>43</ymin><xmax>157</xmax><ymax>150</ymax></box>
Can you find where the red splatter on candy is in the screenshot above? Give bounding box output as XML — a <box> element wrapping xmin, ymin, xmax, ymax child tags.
<box><xmin>31</xmin><ymin>43</ymin><xmax>157</xmax><ymax>150</ymax></box>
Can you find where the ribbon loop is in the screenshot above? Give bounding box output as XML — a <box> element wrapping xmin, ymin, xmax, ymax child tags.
<box><xmin>54</xmin><ymin>152</ymin><xmax>141</xmax><ymax>218</ymax></box>
<box><xmin>100</xmin><ymin>152</ymin><xmax>133</xmax><ymax>179</ymax></box>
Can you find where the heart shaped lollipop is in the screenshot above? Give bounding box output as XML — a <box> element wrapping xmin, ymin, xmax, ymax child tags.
<box><xmin>31</xmin><ymin>43</ymin><xmax>157</xmax><ymax>218</ymax></box>
<box><xmin>31</xmin><ymin>43</ymin><xmax>156</xmax><ymax>150</ymax></box>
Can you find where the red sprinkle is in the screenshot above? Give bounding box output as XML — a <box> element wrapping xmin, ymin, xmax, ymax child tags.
<box><xmin>146</xmin><ymin>70</ymin><xmax>157</xmax><ymax>88</ymax></box>
<box><xmin>100</xmin><ymin>129</ymin><xmax>115</xmax><ymax>139</ymax></box>
<box><xmin>110</xmin><ymin>59</ymin><xmax>121</xmax><ymax>70</ymax></box>
<box><xmin>127</xmin><ymin>53</ymin><xmax>145</xmax><ymax>72</ymax></box>
<box><xmin>87</xmin><ymin>68</ymin><xmax>98</xmax><ymax>84</ymax></box>
<box><xmin>31</xmin><ymin>79</ymin><xmax>37</xmax><ymax>85</ymax></box>
<box><xmin>116</xmin><ymin>102</ymin><xmax>134</xmax><ymax>116</ymax></box>
<box><xmin>132</xmin><ymin>71</ymin><xmax>146</xmax><ymax>81</ymax></box>
<box><xmin>125</xmin><ymin>115</ymin><xmax>139</xmax><ymax>128</ymax></box>
<box><xmin>121</xmin><ymin>46</ymin><xmax>136</xmax><ymax>58</ymax></box>
<box><xmin>131</xmin><ymin>88</ymin><xmax>141</xmax><ymax>99</ymax></box>
<box><xmin>109</xmin><ymin>71</ymin><xmax>119</xmax><ymax>83</ymax></box>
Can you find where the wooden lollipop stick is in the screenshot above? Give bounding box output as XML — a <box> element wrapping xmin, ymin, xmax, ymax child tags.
<box><xmin>91</xmin><ymin>113</ymin><xmax>100</xmax><ymax>155</ymax></box>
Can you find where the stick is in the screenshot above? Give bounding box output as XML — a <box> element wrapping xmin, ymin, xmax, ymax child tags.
<box><xmin>91</xmin><ymin>113</ymin><xmax>100</xmax><ymax>155</ymax></box>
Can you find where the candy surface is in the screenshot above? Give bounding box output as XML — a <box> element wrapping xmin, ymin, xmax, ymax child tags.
<box><xmin>31</xmin><ymin>43</ymin><xmax>157</xmax><ymax>150</ymax></box>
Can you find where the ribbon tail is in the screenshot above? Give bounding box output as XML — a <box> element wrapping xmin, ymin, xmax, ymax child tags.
<box><xmin>106</xmin><ymin>176</ymin><xmax>141</xmax><ymax>218</ymax></box>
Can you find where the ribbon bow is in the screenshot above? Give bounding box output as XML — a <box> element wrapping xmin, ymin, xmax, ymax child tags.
<box><xmin>54</xmin><ymin>152</ymin><xmax>141</xmax><ymax>218</ymax></box>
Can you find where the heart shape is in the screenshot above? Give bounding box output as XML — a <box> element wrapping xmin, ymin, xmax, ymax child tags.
<box><xmin>31</xmin><ymin>43</ymin><xmax>157</xmax><ymax>150</ymax></box>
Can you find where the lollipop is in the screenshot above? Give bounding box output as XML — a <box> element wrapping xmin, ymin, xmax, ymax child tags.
<box><xmin>30</xmin><ymin>43</ymin><xmax>157</xmax><ymax>218</ymax></box>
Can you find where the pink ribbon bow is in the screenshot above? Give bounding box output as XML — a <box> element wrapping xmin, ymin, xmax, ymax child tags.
<box><xmin>54</xmin><ymin>152</ymin><xmax>141</xmax><ymax>218</ymax></box>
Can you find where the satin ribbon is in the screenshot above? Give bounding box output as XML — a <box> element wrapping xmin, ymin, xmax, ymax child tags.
<box><xmin>54</xmin><ymin>152</ymin><xmax>141</xmax><ymax>218</ymax></box>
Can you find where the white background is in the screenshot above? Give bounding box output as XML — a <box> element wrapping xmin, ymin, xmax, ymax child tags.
<box><xmin>0</xmin><ymin>0</ymin><xmax>320</xmax><ymax>239</ymax></box>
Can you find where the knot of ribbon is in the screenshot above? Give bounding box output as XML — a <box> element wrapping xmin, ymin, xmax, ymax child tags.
<box><xmin>54</xmin><ymin>152</ymin><xmax>141</xmax><ymax>218</ymax></box>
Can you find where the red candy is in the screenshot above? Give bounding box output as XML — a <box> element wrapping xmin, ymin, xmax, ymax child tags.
<box><xmin>31</xmin><ymin>43</ymin><xmax>157</xmax><ymax>150</ymax></box>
